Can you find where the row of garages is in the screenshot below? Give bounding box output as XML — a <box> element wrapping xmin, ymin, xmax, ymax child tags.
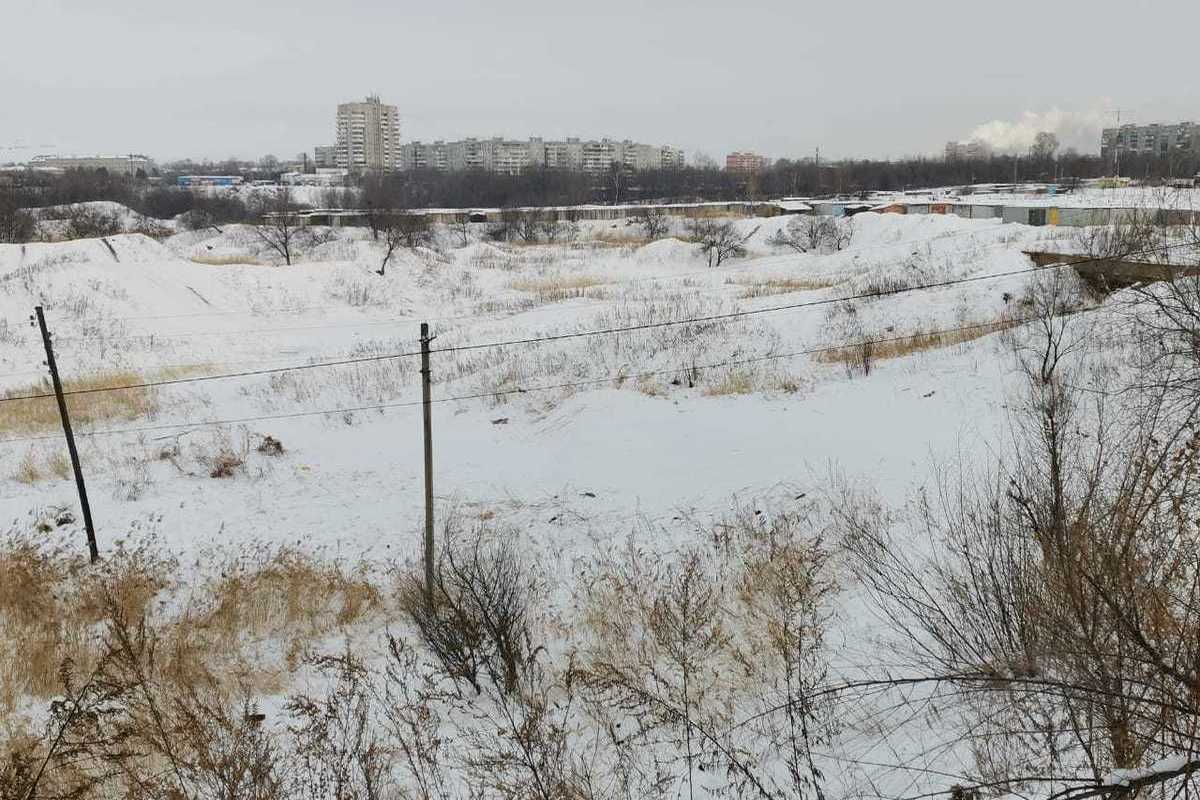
<box><xmin>818</xmin><ymin>199</ymin><xmax>1200</xmax><ymax>228</ymax></box>
<box><xmin>289</xmin><ymin>201</ymin><xmax>785</xmax><ymax>228</ymax></box>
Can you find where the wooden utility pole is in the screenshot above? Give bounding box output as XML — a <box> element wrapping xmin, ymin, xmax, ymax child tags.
<box><xmin>33</xmin><ymin>306</ymin><xmax>99</xmax><ymax>563</ymax></box>
<box><xmin>420</xmin><ymin>322</ymin><xmax>435</xmax><ymax>609</ymax></box>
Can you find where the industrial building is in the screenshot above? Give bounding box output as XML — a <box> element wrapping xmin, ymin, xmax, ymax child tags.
<box><xmin>335</xmin><ymin>95</ymin><xmax>401</xmax><ymax>173</ymax></box>
<box><xmin>176</xmin><ymin>175</ymin><xmax>243</xmax><ymax>188</ymax></box>
<box><xmin>30</xmin><ymin>154</ymin><xmax>153</xmax><ymax>177</ymax></box>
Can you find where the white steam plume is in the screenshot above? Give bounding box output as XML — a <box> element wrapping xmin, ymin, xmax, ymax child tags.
<box><xmin>963</xmin><ymin>106</ymin><xmax>1112</xmax><ymax>154</ymax></box>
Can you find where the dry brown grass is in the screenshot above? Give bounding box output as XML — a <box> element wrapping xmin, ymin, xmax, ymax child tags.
<box><xmin>10</xmin><ymin>448</ymin><xmax>72</xmax><ymax>484</ymax></box>
<box><xmin>702</xmin><ymin>370</ymin><xmax>756</xmax><ymax>397</ymax></box>
<box><xmin>0</xmin><ymin>367</ymin><xmax>201</xmax><ymax>434</ymax></box>
<box><xmin>592</xmin><ymin>230</ymin><xmax>652</xmax><ymax>247</ymax></box>
<box><xmin>198</xmin><ymin>546</ymin><xmax>384</xmax><ymax>652</ymax></box>
<box><xmin>815</xmin><ymin>320</ymin><xmax>1019</xmax><ymax>367</ymax></box>
<box><xmin>506</xmin><ymin>274</ymin><xmax>609</xmax><ymax>304</ymax></box>
<box><xmin>190</xmin><ymin>254</ymin><xmax>265</xmax><ymax>266</ymax></box>
<box><xmin>13</xmin><ymin>450</ymin><xmax>42</xmax><ymax>485</ymax></box>
<box><xmin>727</xmin><ymin>275</ymin><xmax>836</xmax><ymax>298</ymax></box>
<box><xmin>0</xmin><ymin>533</ymin><xmax>386</xmax><ymax>714</ymax></box>
<box><xmin>0</xmin><ymin>534</ymin><xmax>175</xmax><ymax>712</ymax></box>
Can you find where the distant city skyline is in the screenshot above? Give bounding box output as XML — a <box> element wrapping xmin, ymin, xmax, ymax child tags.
<box><xmin>3</xmin><ymin>0</ymin><xmax>1199</xmax><ymax>165</ymax></box>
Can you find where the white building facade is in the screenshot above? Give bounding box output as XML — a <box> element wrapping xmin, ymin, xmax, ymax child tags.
<box><xmin>399</xmin><ymin>137</ymin><xmax>683</xmax><ymax>174</ymax></box>
<box><xmin>30</xmin><ymin>154</ymin><xmax>154</xmax><ymax>176</ymax></box>
<box><xmin>335</xmin><ymin>95</ymin><xmax>401</xmax><ymax>172</ymax></box>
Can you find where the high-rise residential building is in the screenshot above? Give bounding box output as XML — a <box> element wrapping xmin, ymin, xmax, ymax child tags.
<box><xmin>398</xmin><ymin>137</ymin><xmax>683</xmax><ymax>175</ymax></box>
<box><xmin>1101</xmin><ymin>122</ymin><xmax>1200</xmax><ymax>161</ymax></box>
<box><xmin>725</xmin><ymin>151</ymin><xmax>769</xmax><ymax>174</ymax></box>
<box><xmin>335</xmin><ymin>95</ymin><xmax>400</xmax><ymax>173</ymax></box>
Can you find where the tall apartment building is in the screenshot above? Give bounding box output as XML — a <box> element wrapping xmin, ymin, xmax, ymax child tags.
<box><xmin>335</xmin><ymin>95</ymin><xmax>401</xmax><ymax>173</ymax></box>
<box><xmin>1101</xmin><ymin>122</ymin><xmax>1200</xmax><ymax>160</ymax></box>
<box><xmin>725</xmin><ymin>151</ymin><xmax>769</xmax><ymax>174</ymax></box>
<box><xmin>399</xmin><ymin>137</ymin><xmax>683</xmax><ymax>174</ymax></box>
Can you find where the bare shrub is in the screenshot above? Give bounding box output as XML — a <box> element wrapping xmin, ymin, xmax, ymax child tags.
<box><xmin>378</xmin><ymin>636</ymin><xmax>457</xmax><ymax>800</ymax></box>
<box><xmin>63</xmin><ymin>206</ymin><xmax>123</xmax><ymax>240</ymax></box>
<box><xmin>686</xmin><ymin>218</ymin><xmax>757</xmax><ymax>267</ymax></box>
<box><xmin>767</xmin><ymin>216</ymin><xmax>853</xmax><ymax>254</ymax></box>
<box><xmin>208</xmin><ymin>450</ymin><xmax>244</xmax><ymax>479</ymax></box>
<box><xmin>837</xmin><ymin>276</ymin><xmax>1200</xmax><ymax>794</ymax></box>
<box><xmin>401</xmin><ymin>519</ymin><xmax>536</xmax><ymax>696</ymax></box>
<box><xmin>256</xmin><ymin>435</ymin><xmax>285</xmax><ymax>456</ymax></box>
<box><xmin>578</xmin><ymin>501</ymin><xmax>839</xmax><ymax>800</ymax></box>
<box><xmin>633</xmin><ymin>207</ymin><xmax>672</xmax><ymax>240</ymax></box>
<box><xmin>287</xmin><ymin>650</ymin><xmax>391</xmax><ymax>800</ymax></box>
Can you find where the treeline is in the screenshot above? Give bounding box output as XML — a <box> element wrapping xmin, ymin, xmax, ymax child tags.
<box><xmin>3</xmin><ymin>147</ymin><xmax>1197</xmax><ymax>236</ymax></box>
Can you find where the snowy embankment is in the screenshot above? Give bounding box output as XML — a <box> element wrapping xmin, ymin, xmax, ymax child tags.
<box><xmin>0</xmin><ymin>207</ymin><xmax>1127</xmax><ymax>799</ymax></box>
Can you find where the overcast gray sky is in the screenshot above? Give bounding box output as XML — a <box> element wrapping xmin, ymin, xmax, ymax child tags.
<box><xmin>3</xmin><ymin>0</ymin><xmax>1199</xmax><ymax>164</ymax></box>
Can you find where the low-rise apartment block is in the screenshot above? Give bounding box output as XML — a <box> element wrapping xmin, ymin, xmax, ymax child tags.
<box><xmin>1101</xmin><ymin>122</ymin><xmax>1200</xmax><ymax>160</ymax></box>
<box><xmin>31</xmin><ymin>154</ymin><xmax>154</xmax><ymax>176</ymax></box>
<box><xmin>725</xmin><ymin>151</ymin><xmax>770</xmax><ymax>173</ymax></box>
<box><xmin>399</xmin><ymin>137</ymin><xmax>684</xmax><ymax>174</ymax></box>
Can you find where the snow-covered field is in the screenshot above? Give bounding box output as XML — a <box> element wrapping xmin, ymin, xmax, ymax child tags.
<box><xmin>0</xmin><ymin>212</ymin><xmax>1078</xmax><ymax>550</ymax></box>
<box><xmin>0</xmin><ymin>208</ymin><xmax>1136</xmax><ymax>797</ymax></box>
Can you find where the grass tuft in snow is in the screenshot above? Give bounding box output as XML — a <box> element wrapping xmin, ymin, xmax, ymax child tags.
<box><xmin>815</xmin><ymin>319</ymin><xmax>1020</xmax><ymax>369</ymax></box>
<box><xmin>727</xmin><ymin>274</ymin><xmax>837</xmax><ymax>298</ymax></box>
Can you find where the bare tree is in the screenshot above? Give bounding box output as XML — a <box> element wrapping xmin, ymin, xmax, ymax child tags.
<box><xmin>375</xmin><ymin>212</ymin><xmax>434</xmax><ymax>275</ymax></box>
<box><xmin>767</xmin><ymin>216</ymin><xmax>851</xmax><ymax>254</ymax></box>
<box><xmin>828</xmin><ymin>217</ymin><xmax>853</xmax><ymax>251</ymax></box>
<box><xmin>450</xmin><ymin>213</ymin><xmax>472</xmax><ymax>247</ymax></box>
<box><xmin>633</xmin><ymin>207</ymin><xmax>672</xmax><ymax>240</ymax></box>
<box><xmin>686</xmin><ymin>218</ymin><xmax>758</xmax><ymax>267</ymax></box>
<box><xmin>252</xmin><ymin>188</ymin><xmax>300</xmax><ymax>265</ymax></box>
<box><xmin>515</xmin><ymin>209</ymin><xmax>545</xmax><ymax>244</ymax></box>
<box><xmin>0</xmin><ymin>189</ymin><xmax>35</xmax><ymax>243</ymax></box>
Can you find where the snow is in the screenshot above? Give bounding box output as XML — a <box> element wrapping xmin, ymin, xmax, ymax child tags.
<box><xmin>1102</xmin><ymin>755</ymin><xmax>1193</xmax><ymax>787</ymax></box>
<box><xmin>0</xmin><ymin>204</ymin><xmax>1140</xmax><ymax>798</ymax></box>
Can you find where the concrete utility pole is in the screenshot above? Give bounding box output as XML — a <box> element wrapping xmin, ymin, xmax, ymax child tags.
<box><xmin>420</xmin><ymin>322</ymin><xmax>436</xmax><ymax>610</ymax></box>
<box><xmin>34</xmin><ymin>306</ymin><xmax>98</xmax><ymax>563</ymax></box>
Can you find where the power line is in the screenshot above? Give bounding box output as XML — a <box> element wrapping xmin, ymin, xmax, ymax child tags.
<box><xmin>426</xmin><ymin>241</ymin><xmax>1193</xmax><ymax>357</ymax></box>
<box><xmin>2</xmin><ymin>239</ymin><xmax>1189</xmax><ymax>406</ymax></box>
<box><xmin>0</xmin><ymin>309</ymin><xmax>1100</xmax><ymax>445</ymax></box>
<box><xmin>0</xmin><ymin>346</ymin><xmax>424</xmax><ymax>403</ymax></box>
